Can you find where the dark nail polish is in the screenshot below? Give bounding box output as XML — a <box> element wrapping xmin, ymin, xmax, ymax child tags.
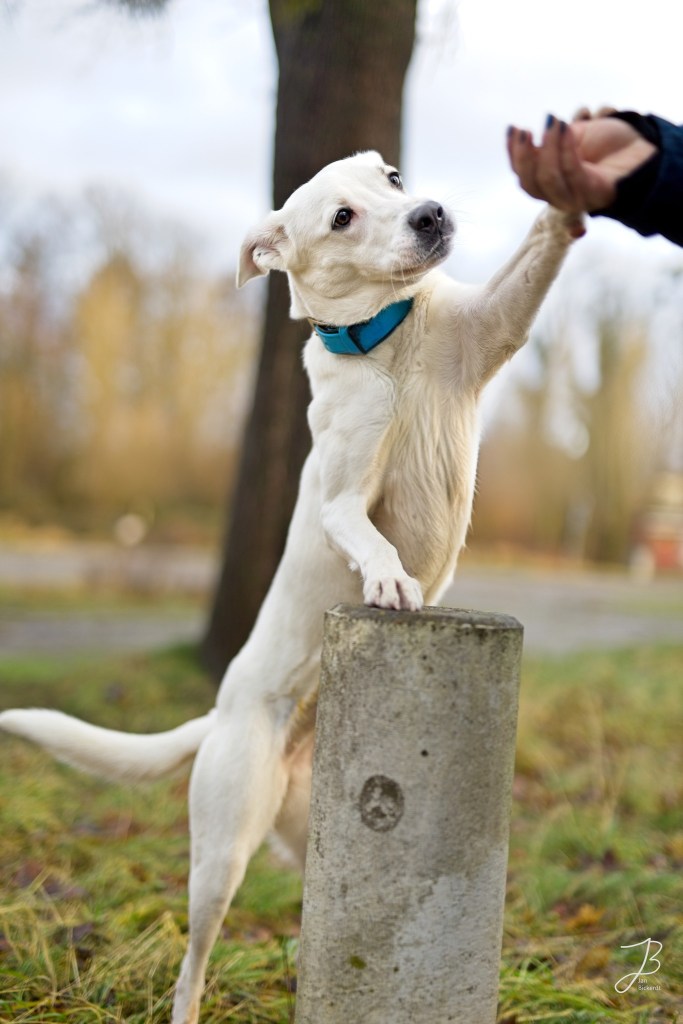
<box><xmin>507</xmin><ymin>124</ymin><xmax>514</xmax><ymax>139</ymax></box>
<box><xmin>559</xmin><ymin>120</ymin><xmax>567</xmax><ymax>134</ymax></box>
<box><xmin>545</xmin><ymin>113</ymin><xmax>555</xmax><ymax>130</ymax></box>
<box><xmin>519</xmin><ymin>130</ymin><xmax>527</xmax><ymax>143</ymax></box>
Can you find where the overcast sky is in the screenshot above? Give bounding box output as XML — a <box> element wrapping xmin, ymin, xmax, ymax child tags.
<box><xmin>1</xmin><ymin>0</ymin><xmax>682</xmax><ymax>285</ymax></box>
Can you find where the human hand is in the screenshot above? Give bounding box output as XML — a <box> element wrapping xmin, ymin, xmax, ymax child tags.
<box><xmin>507</xmin><ymin>113</ymin><xmax>658</xmax><ymax>231</ymax></box>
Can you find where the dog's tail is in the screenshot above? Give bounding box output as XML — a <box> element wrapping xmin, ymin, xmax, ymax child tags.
<box><xmin>0</xmin><ymin>707</ymin><xmax>215</xmax><ymax>782</ymax></box>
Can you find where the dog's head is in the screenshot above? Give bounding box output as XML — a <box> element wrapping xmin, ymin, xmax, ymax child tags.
<box><xmin>238</xmin><ymin>151</ymin><xmax>455</xmax><ymax>324</ymax></box>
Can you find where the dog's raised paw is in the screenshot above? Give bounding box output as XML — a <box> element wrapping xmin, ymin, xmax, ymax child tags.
<box><xmin>363</xmin><ymin>576</ymin><xmax>424</xmax><ymax>612</ymax></box>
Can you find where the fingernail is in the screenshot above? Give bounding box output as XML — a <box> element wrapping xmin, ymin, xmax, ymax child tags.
<box><xmin>545</xmin><ymin>113</ymin><xmax>555</xmax><ymax>131</ymax></box>
<box><xmin>559</xmin><ymin>120</ymin><xmax>567</xmax><ymax>134</ymax></box>
<box><xmin>519</xmin><ymin>130</ymin><xmax>527</xmax><ymax>143</ymax></box>
<box><xmin>507</xmin><ymin>124</ymin><xmax>514</xmax><ymax>139</ymax></box>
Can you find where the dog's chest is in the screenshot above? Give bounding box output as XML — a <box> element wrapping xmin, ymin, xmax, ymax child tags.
<box><xmin>371</xmin><ymin>378</ymin><xmax>480</xmax><ymax>583</ymax></box>
<box><xmin>305</xmin><ymin>326</ymin><xmax>481</xmax><ymax>590</ymax></box>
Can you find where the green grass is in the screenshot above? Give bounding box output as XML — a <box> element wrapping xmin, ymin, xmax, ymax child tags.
<box><xmin>501</xmin><ymin>645</ymin><xmax>682</xmax><ymax>1024</ymax></box>
<box><xmin>1</xmin><ymin>642</ymin><xmax>681</xmax><ymax>1023</ymax></box>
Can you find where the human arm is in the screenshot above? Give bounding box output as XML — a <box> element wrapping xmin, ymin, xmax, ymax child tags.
<box><xmin>507</xmin><ymin>111</ymin><xmax>683</xmax><ymax>247</ymax></box>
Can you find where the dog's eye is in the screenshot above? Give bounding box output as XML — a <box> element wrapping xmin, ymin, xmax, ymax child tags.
<box><xmin>332</xmin><ymin>207</ymin><xmax>353</xmax><ymax>229</ymax></box>
<box><xmin>388</xmin><ymin>171</ymin><xmax>403</xmax><ymax>190</ymax></box>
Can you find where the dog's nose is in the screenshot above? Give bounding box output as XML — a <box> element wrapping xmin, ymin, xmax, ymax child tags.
<box><xmin>408</xmin><ymin>201</ymin><xmax>445</xmax><ymax>235</ymax></box>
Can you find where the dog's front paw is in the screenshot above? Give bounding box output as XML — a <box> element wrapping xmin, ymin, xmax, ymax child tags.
<box><xmin>544</xmin><ymin>205</ymin><xmax>586</xmax><ymax>240</ymax></box>
<box><xmin>364</xmin><ymin>575</ymin><xmax>424</xmax><ymax>612</ymax></box>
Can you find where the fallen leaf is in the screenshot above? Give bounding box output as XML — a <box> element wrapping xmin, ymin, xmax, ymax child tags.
<box><xmin>12</xmin><ymin>861</ymin><xmax>86</xmax><ymax>899</ymax></box>
<box><xmin>576</xmin><ymin>945</ymin><xmax>611</xmax><ymax>975</ymax></box>
<box><xmin>565</xmin><ymin>903</ymin><xmax>605</xmax><ymax>932</ymax></box>
<box><xmin>664</xmin><ymin>833</ymin><xmax>683</xmax><ymax>866</ymax></box>
<box><xmin>600</xmin><ymin>848</ymin><xmax>619</xmax><ymax>870</ymax></box>
<box><xmin>70</xmin><ymin>922</ymin><xmax>96</xmax><ymax>943</ymax></box>
<box><xmin>129</xmin><ymin>862</ymin><xmax>150</xmax><ymax>882</ymax></box>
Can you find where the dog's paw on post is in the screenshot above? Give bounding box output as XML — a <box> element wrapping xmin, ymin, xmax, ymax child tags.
<box><xmin>363</xmin><ymin>575</ymin><xmax>424</xmax><ymax>612</ymax></box>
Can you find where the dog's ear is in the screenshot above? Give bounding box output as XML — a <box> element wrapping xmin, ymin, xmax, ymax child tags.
<box><xmin>237</xmin><ymin>216</ymin><xmax>290</xmax><ymax>288</ymax></box>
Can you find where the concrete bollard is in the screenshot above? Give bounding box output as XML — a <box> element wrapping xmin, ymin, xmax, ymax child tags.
<box><xmin>295</xmin><ymin>604</ymin><xmax>523</xmax><ymax>1024</ymax></box>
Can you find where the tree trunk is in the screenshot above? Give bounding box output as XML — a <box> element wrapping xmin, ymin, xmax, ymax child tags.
<box><xmin>202</xmin><ymin>0</ymin><xmax>418</xmax><ymax>679</ymax></box>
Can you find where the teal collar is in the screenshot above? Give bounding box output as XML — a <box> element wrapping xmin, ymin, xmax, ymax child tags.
<box><xmin>310</xmin><ymin>297</ymin><xmax>414</xmax><ymax>355</ymax></box>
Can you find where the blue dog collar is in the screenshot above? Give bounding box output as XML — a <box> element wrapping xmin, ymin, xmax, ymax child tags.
<box><xmin>311</xmin><ymin>297</ymin><xmax>414</xmax><ymax>355</ymax></box>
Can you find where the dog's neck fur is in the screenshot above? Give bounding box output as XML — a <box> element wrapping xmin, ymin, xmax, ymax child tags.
<box><xmin>287</xmin><ymin>271</ymin><xmax>422</xmax><ymax>326</ymax></box>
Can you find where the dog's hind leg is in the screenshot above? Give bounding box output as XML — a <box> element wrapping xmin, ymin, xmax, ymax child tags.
<box><xmin>171</xmin><ymin>701</ymin><xmax>289</xmax><ymax>1024</ymax></box>
<box><xmin>273</xmin><ymin>710</ymin><xmax>316</xmax><ymax>871</ymax></box>
<box><xmin>170</xmin><ymin>463</ymin><xmax>357</xmax><ymax>1022</ymax></box>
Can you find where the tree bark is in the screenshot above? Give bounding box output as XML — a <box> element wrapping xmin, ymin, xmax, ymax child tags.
<box><xmin>202</xmin><ymin>0</ymin><xmax>418</xmax><ymax>679</ymax></box>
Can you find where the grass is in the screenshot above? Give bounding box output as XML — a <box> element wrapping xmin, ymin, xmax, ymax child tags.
<box><xmin>500</xmin><ymin>645</ymin><xmax>682</xmax><ymax>1023</ymax></box>
<box><xmin>0</xmin><ymin>640</ymin><xmax>681</xmax><ymax>1023</ymax></box>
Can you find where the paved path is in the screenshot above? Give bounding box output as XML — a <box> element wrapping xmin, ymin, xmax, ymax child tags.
<box><xmin>0</xmin><ymin>543</ymin><xmax>680</xmax><ymax>658</ymax></box>
<box><xmin>446</xmin><ymin>564</ymin><xmax>682</xmax><ymax>654</ymax></box>
<box><xmin>0</xmin><ymin>605</ymin><xmax>207</xmax><ymax>660</ymax></box>
<box><xmin>0</xmin><ymin>542</ymin><xmax>212</xmax><ymax>659</ymax></box>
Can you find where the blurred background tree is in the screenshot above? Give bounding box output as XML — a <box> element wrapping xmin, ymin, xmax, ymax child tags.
<box><xmin>0</xmin><ymin>225</ymin><xmax>71</xmax><ymax>516</ymax></box>
<box><xmin>473</xmin><ymin>280</ymin><xmax>682</xmax><ymax>564</ymax></box>
<box><xmin>0</xmin><ymin>186</ymin><xmax>256</xmax><ymax>536</ymax></box>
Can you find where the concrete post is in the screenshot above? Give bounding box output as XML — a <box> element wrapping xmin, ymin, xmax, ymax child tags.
<box><xmin>295</xmin><ymin>604</ymin><xmax>523</xmax><ymax>1024</ymax></box>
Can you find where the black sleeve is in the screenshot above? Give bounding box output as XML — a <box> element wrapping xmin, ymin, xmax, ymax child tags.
<box><xmin>591</xmin><ymin>112</ymin><xmax>683</xmax><ymax>248</ymax></box>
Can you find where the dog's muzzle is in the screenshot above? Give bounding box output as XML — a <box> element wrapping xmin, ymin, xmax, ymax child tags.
<box><xmin>408</xmin><ymin>201</ymin><xmax>454</xmax><ymax>256</ymax></box>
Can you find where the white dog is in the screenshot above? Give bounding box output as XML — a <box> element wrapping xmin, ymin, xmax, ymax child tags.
<box><xmin>0</xmin><ymin>151</ymin><xmax>580</xmax><ymax>1023</ymax></box>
